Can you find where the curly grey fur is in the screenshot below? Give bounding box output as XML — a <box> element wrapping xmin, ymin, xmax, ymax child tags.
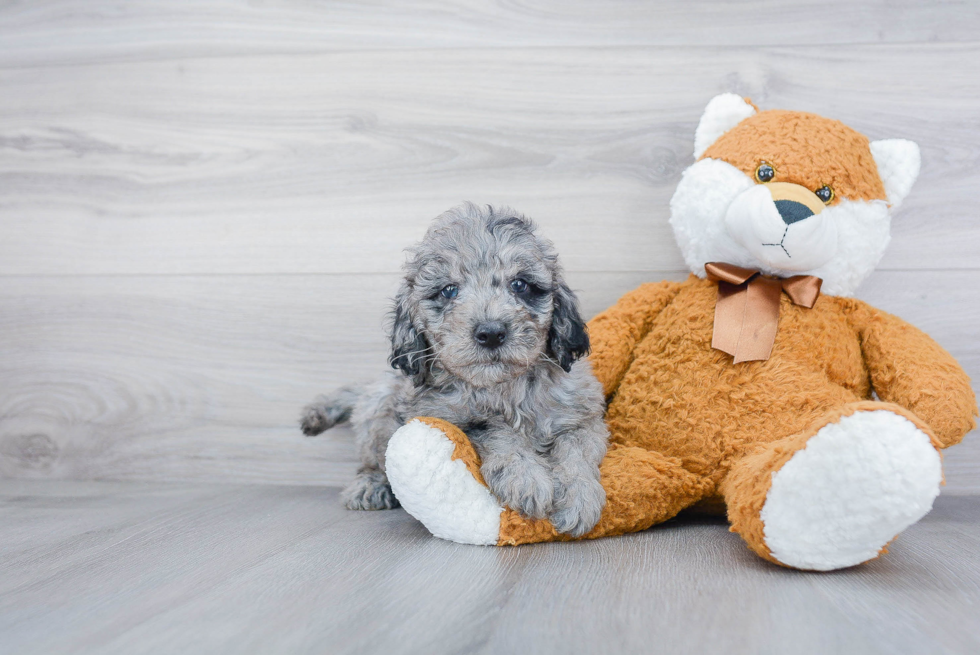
<box><xmin>301</xmin><ymin>203</ymin><xmax>609</xmax><ymax>537</ymax></box>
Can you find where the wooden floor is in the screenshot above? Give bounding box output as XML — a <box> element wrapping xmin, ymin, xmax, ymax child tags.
<box><xmin>1</xmin><ymin>480</ymin><xmax>978</xmax><ymax>655</ymax></box>
<box><xmin>2</xmin><ymin>1</ymin><xmax>980</xmax><ymax>653</ymax></box>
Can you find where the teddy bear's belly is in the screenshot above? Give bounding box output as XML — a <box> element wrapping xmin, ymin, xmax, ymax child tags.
<box><xmin>604</xmin><ymin>300</ymin><xmax>869</xmax><ymax>476</ymax></box>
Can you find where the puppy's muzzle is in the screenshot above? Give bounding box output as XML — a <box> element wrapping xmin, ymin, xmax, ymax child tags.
<box><xmin>474</xmin><ymin>321</ymin><xmax>508</xmax><ymax>350</ymax></box>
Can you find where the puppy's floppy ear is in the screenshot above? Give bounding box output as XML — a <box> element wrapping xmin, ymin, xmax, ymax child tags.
<box><xmin>388</xmin><ymin>282</ymin><xmax>431</xmax><ymax>386</ymax></box>
<box><xmin>547</xmin><ymin>281</ymin><xmax>590</xmax><ymax>372</ymax></box>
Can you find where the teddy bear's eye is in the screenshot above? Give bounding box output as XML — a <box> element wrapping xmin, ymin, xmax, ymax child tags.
<box><xmin>815</xmin><ymin>186</ymin><xmax>834</xmax><ymax>204</ymax></box>
<box><xmin>755</xmin><ymin>163</ymin><xmax>775</xmax><ymax>183</ymax></box>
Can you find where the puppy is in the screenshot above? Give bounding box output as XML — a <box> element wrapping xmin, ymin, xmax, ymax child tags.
<box><xmin>301</xmin><ymin>203</ymin><xmax>608</xmax><ymax>537</ymax></box>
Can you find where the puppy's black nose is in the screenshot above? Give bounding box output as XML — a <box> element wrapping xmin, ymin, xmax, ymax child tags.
<box><xmin>474</xmin><ymin>321</ymin><xmax>507</xmax><ymax>349</ymax></box>
<box><xmin>775</xmin><ymin>199</ymin><xmax>814</xmax><ymax>225</ymax></box>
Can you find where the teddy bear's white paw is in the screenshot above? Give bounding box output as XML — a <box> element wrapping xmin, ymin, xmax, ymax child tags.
<box><xmin>760</xmin><ymin>409</ymin><xmax>942</xmax><ymax>571</ymax></box>
<box><xmin>385</xmin><ymin>419</ymin><xmax>503</xmax><ymax>545</ymax></box>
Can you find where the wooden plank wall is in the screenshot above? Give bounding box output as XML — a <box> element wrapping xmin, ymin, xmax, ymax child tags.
<box><xmin>1</xmin><ymin>1</ymin><xmax>978</xmax><ymax>490</ymax></box>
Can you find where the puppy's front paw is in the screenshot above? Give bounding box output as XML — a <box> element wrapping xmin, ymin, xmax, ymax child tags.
<box><xmin>550</xmin><ymin>476</ymin><xmax>606</xmax><ymax>537</ymax></box>
<box><xmin>482</xmin><ymin>456</ymin><xmax>554</xmax><ymax>519</ymax></box>
<box><xmin>342</xmin><ymin>470</ymin><xmax>400</xmax><ymax>510</ymax></box>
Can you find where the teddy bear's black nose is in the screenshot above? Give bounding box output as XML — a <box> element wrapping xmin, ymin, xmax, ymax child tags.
<box><xmin>775</xmin><ymin>200</ymin><xmax>815</xmax><ymax>225</ymax></box>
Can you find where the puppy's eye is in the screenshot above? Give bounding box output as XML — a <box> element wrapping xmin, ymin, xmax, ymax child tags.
<box><xmin>440</xmin><ymin>284</ymin><xmax>458</xmax><ymax>300</ymax></box>
<box><xmin>755</xmin><ymin>162</ymin><xmax>775</xmax><ymax>183</ymax></box>
<box><xmin>815</xmin><ymin>185</ymin><xmax>834</xmax><ymax>204</ymax></box>
<box><xmin>510</xmin><ymin>279</ymin><xmax>528</xmax><ymax>294</ymax></box>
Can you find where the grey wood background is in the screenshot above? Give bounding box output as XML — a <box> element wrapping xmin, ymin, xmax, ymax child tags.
<box><xmin>1</xmin><ymin>0</ymin><xmax>979</xmax><ymax>492</ymax></box>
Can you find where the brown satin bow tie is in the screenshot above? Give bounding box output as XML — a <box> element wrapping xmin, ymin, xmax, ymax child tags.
<box><xmin>705</xmin><ymin>262</ymin><xmax>822</xmax><ymax>363</ymax></box>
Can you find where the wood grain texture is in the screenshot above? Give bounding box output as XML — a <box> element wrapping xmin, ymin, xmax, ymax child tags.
<box><xmin>0</xmin><ymin>45</ymin><xmax>978</xmax><ymax>275</ymax></box>
<box><xmin>1</xmin><ymin>480</ymin><xmax>978</xmax><ymax>655</ymax></box>
<box><xmin>0</xmin><ymin>3</ymin><xmax>977</xmax><ymax>493</ymax></box>
<box><xmin>1</xmin><ymin>0</ymin><xmax>979</xmax><ymax>69</ymax></box>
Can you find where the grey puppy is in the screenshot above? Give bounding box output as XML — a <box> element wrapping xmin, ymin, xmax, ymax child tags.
<box><xmin>301</xmin><ymin>203</ymin><xmax>609</xmax><ymax>537</ymax></box>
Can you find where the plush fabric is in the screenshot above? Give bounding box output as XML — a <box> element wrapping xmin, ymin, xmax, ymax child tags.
<box><xmin>385</xmin><ymin>418</ymin><xmax>502</xmax><ymax>545</ymax></box>
<box><xmin>702</xmin><ymin>109</ymin><xmax>887</xmax><ymax>203</ymax></box>
<box><xmin>722</xmin><ymin>401</ymin><xmax>943</xmax><ymax>569</ymax></box>
<box><xmin>384</xmin><ymin>96</ymin><xmax>978</xmax><ymax>571</ymax></box>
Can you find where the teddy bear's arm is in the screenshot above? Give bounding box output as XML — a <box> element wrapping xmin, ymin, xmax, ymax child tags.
<box><xmin>849</xmin><ymin>300</ymin><xmax>978</xmax><ymax>448</ymax></box>
<box><xmin>587</xmin><ymin>280</ymin><xmax>683</xmax><ymax>398</ymax></box>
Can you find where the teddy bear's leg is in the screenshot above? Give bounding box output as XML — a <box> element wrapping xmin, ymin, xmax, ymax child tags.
<box><xmin>722</xmin><ymin>401</ymin><xmax>944</xmax><ymax>571</ymax></box>
<box><xmin>500</xmin><ymin>442</ymin><xmax>713</xmax><ymax>544</ymax></box>
<box><xmin>548</xmin><ymin>442</ymin><xmax>714</xmax><ymax>541</ymax></box>
<box><xmin>386</xmin><ymin>417</ymin><xmax>713</xmax><ymax>545</ymax></box>
<box><xmin>384</xmin><ymin>417</ymin><xmax>505</xmax><ymax>545</ymax></box>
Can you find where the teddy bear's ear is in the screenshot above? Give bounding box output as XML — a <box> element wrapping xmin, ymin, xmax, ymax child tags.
<box><xmin>869</xmin><ymin>139</ymin><xmax>921</xmax><ymax>209</ymax></box>
<box><xmin>693</xmin><ymin>93</ymin><xmax>757</xmax><ymax>159</ymax></box>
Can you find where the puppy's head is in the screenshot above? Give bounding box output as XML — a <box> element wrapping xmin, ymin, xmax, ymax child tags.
<box><xmin>670</xmin><ymin>94</ymin><xmax>920</xmax><ymax>296</ymax></box>
<box><xmin>389</xmin><ymin>203</ymin><xmax>589</xmax><ymax>387</ymax></box>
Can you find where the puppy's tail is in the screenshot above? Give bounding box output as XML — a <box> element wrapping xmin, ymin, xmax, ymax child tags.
<box><xmin>300</xmin><ymin>386</ymin><xmax>362</xmax><ymax>436</ymax></box>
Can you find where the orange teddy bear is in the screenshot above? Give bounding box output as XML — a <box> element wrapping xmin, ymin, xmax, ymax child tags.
<box><xmin>385</xmin><ymin>95</ymin><xmax>977</xmax><ymax>571</ymax></box>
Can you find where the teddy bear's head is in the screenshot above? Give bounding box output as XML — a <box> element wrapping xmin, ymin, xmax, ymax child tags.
<box><xmin>669</xmin><ymin>94</ymin><xmax>920</xmax><ymax>296</ymax></box>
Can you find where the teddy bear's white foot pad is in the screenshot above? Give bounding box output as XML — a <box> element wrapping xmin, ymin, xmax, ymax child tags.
<box><xmin>386</xmin><ymin>419</ymin><xmax>503</xmax><ymax>545</ymax></box>
<box><xmin>761</xmin><ymin>410</ymin><xmax>942</xmax><ymax>571</ymax></box>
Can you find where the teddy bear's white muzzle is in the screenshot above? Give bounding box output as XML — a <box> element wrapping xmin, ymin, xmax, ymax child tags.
<box><xmin>725</xmin><ymin>183</ymin><xmax>838</xmax><ymax>273</ymax></box>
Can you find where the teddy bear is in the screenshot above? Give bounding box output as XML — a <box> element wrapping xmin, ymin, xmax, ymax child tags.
<box><xmin>383</xmin><ymin>94</ymin><xmax>978</xmax><ymax>571</ymax></box>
